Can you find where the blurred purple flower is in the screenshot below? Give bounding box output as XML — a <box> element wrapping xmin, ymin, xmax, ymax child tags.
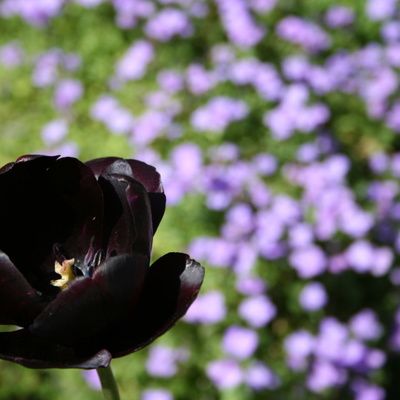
<box><xmin>131</xmin><ymin>111</ymin><xmax>170</xmax><ymax>146</ymax></box>
<box><xmin>381</xmin><ymin>21</ymin><xmax>400</xmax><ymax>42</ymax></box>
<box><xmin>112</xmin><ymin>0</ymin><xmax>154</xmax><ymax>29</ymax></box>
<box><xmin>251</xmin><ymin>153</ymin><xmax>277</xmax><ymax>176</ymax></box>
<box><xmin>245</xmin><ymin>362</ymin><xmax>280</xmax><ymax>390</ymax></box>
<box><xmin>248</xmin><ymin>0</ymin><xmax>277</xmax><ymax>13</ymax></box>
<box><xmin>289</xmin><ymin>245</ymin><xmax>327</xmax><ymax>278</ymax></box>
<box><xmin>215</xmin><ymin>0</ymin><xmax>265</xmax><ymax>48</ymax></box>
<box><xmin>0</xmin><ymin>42</ymin><xmax>23</xmax><ymax>68</ymax></box>
<box><xmin>352</xmin><ymin>381</ymin><xmax>385</xmax><ymax>400</ymax></box>
<box><xmin>299</xmin><ymin>282</ymin><xmax>327</xmax><ymax>311</ymax></box>
<box><xmin>207</xmin><ymin>359</ymin><xmax>243</xmax><ymax>389</ymax></box>
<box><xmin>157</xmin><ymin>70</ymin><xmax>184</xmax><ymax>94</ymax></box>
<box><xmin>184</xmin><ymin>291</ymin><xmax>226</xmax><ymax>324</ymax></box>
<box><xmin>239</xmin><ymin>295</ymin><xmax>276</xmax><ymax>327</ymax></box>
<box><xmin>315</xmin><ymin>317</ymin><xmax>348</xmax><ymax>361</ymax></box>
<box><xmin>276</xmin><ymin>16</ymin><xmax>331</xmax><ymax>53</ymax></box>
<box><xmin>32</xmin><ymin>50</ymin><xmax>60</xmax><ymax>87</ymax></box>
<box><xmin>191</xmin><ymin>97</ymin><xmax>248</xmax><ymax>133</ymax></box>
<box><xmin>345</xmin><ymin>240</ymin><xmax>374</xmax><ymax>273</ymax></box>
<box><xmin>82</xmin><ymin>369</ymin><xmax>101</xmax><ymax>391</ymax></box>
<box><xmin>350</xmin><ymin>309</ymin><xmax>383</xmax><ymax>341</ymax></box>
<box><xmin>369</xmin><ymin>152</ymin><xmax>389</xmax><ymax>174</ymax></box>
<box><xmin>141</xmin><ymin>389</ymin><xmax>173</xmax><ymax>400</ymax></box>
<box><xmin>366</xmin><ymin>0</ymin><xmax>396</xmax><ymax>21</ymax></box>
<box><xmin>54</xmin><ymin>79</ymin><xmax>83</xmax><ymax>110</ymax></box>
<box><xmin>146</xmin><ymin>346</ymin><xmax>188</xmax><ymax>377</ymax></box>
<box><xmin>288</xmin><ymin>223</ymin><xmax>313</xmax><ymax>248</ymax></box>
<box><xmin>307</xmin><ymin>360</ymin><xmax>347</xmax><ymax>393</ymax></box>
<box><xmin>284</xmin><ymin>330</ymin><xmax>314</xmax><ymax>371</ymax></box>
<box><xmin>145</xmin><ymin>8</ymin><xmax>192</xmax><ymax>42</ymax></box>
<box><xmin>236</xmin><ymin>276</ymin><xmax>266</xmax><ymax>295</ymax></box>
<box><xmin>325</xmin><ymin>6</ymin><xmax>354</xmax><ymax>28</ymax></box>
<box><xmin>222</xmin><ymin>326</ymin><xmax>258</xmax><ymax>360</ymax></box>
<box><xmin>115</xmin><ymin>40</ymin><xmax>154</xmax><ymax>82</ymax></box>
<box><xmin>282</xmin><ymin>55</ymin><xmax>310</xmax><ymax>81</ymax></box>
<box><xmin>1</xmin><ymin>0</ymin><xmax>64</xmax><ymax>26</ymax></box>
<box><xmin>41</xmin><ymin>119</ymin><xmax>68</xmax><ymax>146</ymax></box>
<box><xmin>186</xmin><ymin>64</ymin><xmax>217</xmax><ymax>95</ymax></box>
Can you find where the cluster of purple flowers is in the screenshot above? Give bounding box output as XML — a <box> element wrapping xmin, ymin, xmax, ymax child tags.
<box><xmin>3</xmin><ymin>0</ymin><xmax>400</xmax><ymax>399</ymax></box>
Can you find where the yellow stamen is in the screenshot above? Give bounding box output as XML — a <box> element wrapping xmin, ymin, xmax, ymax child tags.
<box><xmin>51</xmin><ymin>258</ymin><xmax>75</xmax><ymax>290</ymax></box>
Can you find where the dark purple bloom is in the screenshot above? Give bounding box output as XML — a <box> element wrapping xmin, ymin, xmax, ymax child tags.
<box><xmin>0</xmin><ymin>155</ymin><xmax>204</xmax><ymax>369</ymax></box>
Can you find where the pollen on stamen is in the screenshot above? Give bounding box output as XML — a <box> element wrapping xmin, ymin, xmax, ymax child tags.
<box><xmin>51</xmin><ymin>258</ymin><xmax>75</xmax><ymax>290</ymax></box>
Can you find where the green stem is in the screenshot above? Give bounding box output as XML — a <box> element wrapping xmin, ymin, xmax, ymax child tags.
<box><xmin>96</xmin><ymin>365</ymin><xmax>121</xmax><ymax>400</ymax></box>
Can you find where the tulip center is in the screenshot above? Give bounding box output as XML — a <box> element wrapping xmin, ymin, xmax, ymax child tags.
<box><xmin>51</xmin><ymin>258</ymin><xmax>75</xmax><ymax>290</ymax></box>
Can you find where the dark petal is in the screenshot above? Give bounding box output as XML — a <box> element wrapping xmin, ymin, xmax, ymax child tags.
<box><xmin>100</xmin><ymin>174</ymin><xmax>152</xmax><ymax>257</ymax></box>
<box><xmin>102</xmin><ymin>253</ymin><xmax>204</xmax><ymax>357</ymax></box>
<box><xmin>125</xmin><ymin>160</ymin><xmax>165</xmax><ymax>233</ymax></box>
<box><xmin>30</xmin><ymin>254</ymin><xmax>148</xmax><ymax>346</ymax></box>
<box><xmin>85</xmin><ymin>157</ymin><xmax>119</xmax><ymax>178</ymax></box>
<box><xmin>86</xmin><ymin>158</ymin><xmax>163</xmax><ymax>193</ymax></box>
<box><xmin>46</xmin><ymin>157</ymin><xmax>104</xmax><ymax>275</ymax></box>
<box><xmin>86</xmin><ymin>158</ymin><xmax>166</xmax><ymax>233</ymax></box>
<box><xmin>0</xmin><ymin>154</ymin><xmax>59</xmax><ymax>175</ymax></box>
<box><xmin>0</xmin><ymin>329</ymin><xmax>111</xmax><ymax>369</ymax></box>
<box><xmin>147</xmin><ymin>192</ymin><xmax>166</xmax><ymax>234</ymax></box>
<box><xmin>0</xmin><ymin>252</ymin><xmax>45</xmax><ymax>327</ymax></box>
<box><xmin>0</xmin><ymin>155</ymin><xmax>62</xmax><ymax>292</ymax></box>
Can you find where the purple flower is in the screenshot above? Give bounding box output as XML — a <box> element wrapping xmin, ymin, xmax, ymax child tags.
<box><xmin>345</xmin><ymin>240</ymin><xmax>377</xmax><ymax>273</ymax></box>
<box><xmin>352</xmin><ymin>381</ymin><xmax>385</xmax><ymax>400</ymax></box>
<box><xmin>184</xmin><ymin>290</ymin><xmax>226</xmax><ymax>324</ymax></box>
<box><xmin>0</xmin><ymin>42</ymin><xmax>23</xmax><ymax>68</ymax></box>
<box><xmin>340</xmin><ymin>339</ymin><xmax>366</xmax><ymax>367</ymax></box>
<box><xmin>141</xmin><ymin>389</ymin><xmax>173</xmax><ymax>400</ymax></box>
<box><xmin>112</xmin><ymin>0</ymin><xmax>154</xmax><ymax>29</ymax></box>
<box><xmin>282</xmin><ymin>55</ymin><xmax>310</xmax><ymax>81</ymax></box>
<box><xmin>324</xmin><ymin>6</ymin><xmax>354</xmax><ymax>28</ymax></box>
<box><xmin>369</xmin><ymin>152</ymin><xmax>389</xmax><ymax>174</ymax></box>
<box><xmin>145</xmin><ymin>9</ymin><xmax>192</xmax><ymax>42</ymax></box>
<box><xmin>54</xmin><ymin>79</ymin><xmax>83</xmax><ymax>110</ymax></box>
<box><xmin>191</xmin><ymin>97</ymin><xmax>248</xmax><ymax>133</ymax></box>
<box><xmin>315</xmin><ymin>318</ymin><xmax>348</xmax><ymax>361</ymax></box>
<box><xmin>32</xmin><ymin>50</ymin><xmax>60</xmax><ymax>87</ymax></box>
<box><xmin>276</xmin><ymin>16</ymin><xmax>331</xmax><ymax>53</ymax></box>
<box><xmin>289</xmin><ymin>245</ymin><xmax>327</xmax><ymax>278</ymax></box>
<box><xmin>215</xmin><ymin>0</ymin><xmax>265</xmax><ymax>48</ymax></box>
<box><xmin>82</xmin><ymin>369</ymin><xmax>101</xmax><ymax>391</ymax></box>
<box><xmin>381</xmin><ymin>21</ymin><xmax>400</xmax><ymax>42</ymax></box>
<box><xmin>366</xmin><ymin>0</ymin><xmax>396</xmax><ymax>21</ymax></box>
<box><xmin>2</xmin><ymin>0</ymin><xmax>64</xmax><ymax>26</ymax></box>
<box><xmin>222</xmin><ymin>326</ymin><xmax>258</xmax><ymax>359</ymax></box>
<box><xmin>41</xmin><ymin>120</ymin><xmax>68</xmax><ymax>146</ymax></box>
<box><xmin>115</xmin><ymin>40</ymin><xmax>154</xmax><ymax>82</ymax></box>
<box><xmin>236</xmin><ymin>276</ymin><xmax>266</xmax><ymax>295</ymax></box>
<box><xmin>207</xmin><ymin>359</ymin><xmax>243</xmax><ymax>389</ymax></box>
<box><xmin>251</xmin><ymin>153</ymin><xmax>277</xmax><ymax>176</ymax></box>
<box><xmin>146</xmin><ymin>345</ymin><xmax>188</xmax><ymax>377</ymax></box>
<box><xmin>238</xmin><ymin>295</ymin><xmax>276</xmax><ymax>327</ymax></box>
<box><xmin>186</xmin><ymin>64</ymin><xmax>217</xmax><ymax>95</ymax></box>
<box><xmin>307</xmin><ymin>360</ymin><xmax>347</xmax><ymax>392</ymax></box>
<box><xmin>284</xmin><ymin>330</ymin><xmax>314</xmax><ymax>370</ymax></box>
<box><xmin>349</xmin><ymin>309</ymin><xmax>383</xmax><ymax>341</ymax></box>
<box><xmin>131</xmin><ymin>111</ymin><xmax>170</xmax><ymax>146</ymax></box>
<box><xmin>245</xmin><ymin>362</ymin><xmax>279</xmax><ymax>390</ymax></box>
<box><xmin>288</xmin><ymin>223</ymin><xmax>313</xmax><ymax>248</ymax></box>
<box><xmin>157</xmin><ymin>70</ymin><xmax>183</xmax><ymax>94</ymax></box>
<box><xmin>248</xmin><ymin>0</ymin><xmax>277</xmax><ymax>13</ymax></box>
<box><xmin>299</xmin><ymin>282</ymin><xmax>327</xmax><ymax>311</ymax></box>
